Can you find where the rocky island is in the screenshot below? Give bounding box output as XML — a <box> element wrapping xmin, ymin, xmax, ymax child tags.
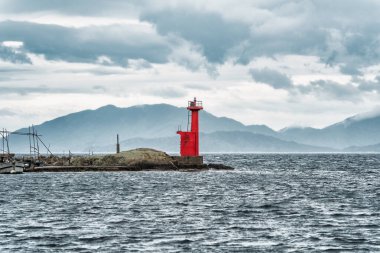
<box><xmin>26</xmin><ymin>148</ymin><xmax>234</xmax><ymax>172</ymax></box>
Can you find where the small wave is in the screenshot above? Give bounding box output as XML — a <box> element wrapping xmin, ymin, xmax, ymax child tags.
<box><xmin>78</xmin><ymin>235</ymin><xmax>114</xmax><ymax>243</ymax></box>
<box><xmin>334</xmin><ymin>237</ymin><xmax>367</xmax><ymax>244</ymax></box>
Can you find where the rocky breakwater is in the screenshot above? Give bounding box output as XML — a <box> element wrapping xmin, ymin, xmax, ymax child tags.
<box><xmin>27</xmin><ymin>148</ymin><xmax>234</xmax><ymax>172</ymax></box>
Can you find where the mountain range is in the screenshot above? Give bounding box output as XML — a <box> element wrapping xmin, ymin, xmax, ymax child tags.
<box><xmin>7</xmin><ymin>104</ymin><xmax>380</xmax><ymax>153</ymax></box>
<box><xmin>279</xmin><ymin>114</ymin><xmax>380</xmax><ymax>149</ymax></box>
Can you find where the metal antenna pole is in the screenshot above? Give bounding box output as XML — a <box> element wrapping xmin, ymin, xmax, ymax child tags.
<box><xmin>5</xmin><ymin>129</ymin><xmax>10</xmax><ymax>155</ymax></box>
<box><xmin>1</xmin><ymin>128</ymin><xmax>4</xmax><ymax>155</ymax></box>
<box><xmin>5</xmin><ymin>129</ymin><xmax>53</xmax><ymax>156</ymax></box>
<box><xmin>28</xmin><ymin>126</ymin><xmax>32</xmax><ymax>157</ymax></box>
<box><xmin>0</xmin><ymin>129</ymin><xmax>10</xmax><ymax>155</ymax></box>
<box><xmin>32</xmin><ymin>125</ymin><xmax>36</xmax><ymax>159</ymax></box>
<box><xmin>35</xmin><ymin>130</ymin><xmax>40</xmax><ymax>160</ymax></box>
<box><xmin>36</xmin><ymin>135</ymin><xmax>53</xmax><ymax>156</ymax></box>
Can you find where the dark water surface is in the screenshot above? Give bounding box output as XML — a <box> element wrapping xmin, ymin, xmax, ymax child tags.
<box><xmin>1</xmin><ymin>154</ymin><xmax>379</xmax><ymax>252</ymax></box>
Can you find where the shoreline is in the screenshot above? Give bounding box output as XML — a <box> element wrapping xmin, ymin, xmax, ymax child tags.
<box><xmin>24</xmin><ymin>163</ymin><xmax>235</xmax><ymax>173</ymax></box>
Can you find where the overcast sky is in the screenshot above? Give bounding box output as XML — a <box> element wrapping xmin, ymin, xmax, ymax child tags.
<box><xmin>1</xmin><ymin>0</ymin><xmax>380</xmax><ymax>130</ymax></box>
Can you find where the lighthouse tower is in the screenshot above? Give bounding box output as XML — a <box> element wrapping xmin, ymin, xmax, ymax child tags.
<box><xmin>177</xmin><ymin>98</ymin><xmax>203</xmax><ymax>157</ymax></box>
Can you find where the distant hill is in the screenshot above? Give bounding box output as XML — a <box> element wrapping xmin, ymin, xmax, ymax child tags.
<box><xmin>246</xmin><ymin>124</ymin><xmax>278</xmax><ymax>137</ymax></box>
<box><xmin>8</xmin><ymin>104</ymin><xmax>278</xmax><ymax>152</ymax></box>
<box><xmin>7</xmin><ymin>104</ymin><xmax>380</xmax><ymax>153</ymax></box>
<box><xmin>344</xmin><ymin>143</ymin><xmax>380</xmax><ymax>152</ymax></box>
<box><xmin>279</xmin><ymin>112</ymin><xmax>380</xmax><ymax>149</ymax></box>
<box><xmin>95</xmin><ymin>131</ymin><xmax>331</xmax><ymax>153</ymax></box>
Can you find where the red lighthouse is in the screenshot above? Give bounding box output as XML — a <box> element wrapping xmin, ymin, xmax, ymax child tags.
<box><xmin>177</xmin><ymin>98</ymin><xmax>203</xmax><ymax>156</ymax></box>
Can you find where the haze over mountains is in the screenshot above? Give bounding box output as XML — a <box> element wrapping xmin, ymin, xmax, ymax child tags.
<box><xmin>7</xmin><ymin>104</ymin><xmax>380</xmax><ymax>153</ymax></box>
<box><xmin>280</xmin><ymin>114</ymin><xmax>380</xmax><ymax>149</ymax></box>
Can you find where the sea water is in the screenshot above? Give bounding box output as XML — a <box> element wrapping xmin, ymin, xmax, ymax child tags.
<box><xmin>0</xmin><ymin>154</ymin><xmax>379</xmax><ymax>252</ymax></box>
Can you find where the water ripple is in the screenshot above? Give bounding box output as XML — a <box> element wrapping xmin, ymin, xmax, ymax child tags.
<box><xmin>0</xmin><ymin>154</ymin><xmax>379</xmax><ymax>252</ymax></box>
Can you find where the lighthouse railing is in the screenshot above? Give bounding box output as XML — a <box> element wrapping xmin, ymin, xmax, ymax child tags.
<box><xmin>188</xmin><ymin>100</ymin><xmax>203</xmax><ymax>107</ymax></box>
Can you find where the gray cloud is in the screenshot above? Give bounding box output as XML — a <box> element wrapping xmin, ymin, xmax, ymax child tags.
<box><xmin>354</xmin><ymin>76</ymin><xmax>380</xmax><ymax>93</ymax></box>
<box><xmin>126</xmin><ymin>59</ymin><xmax>153</xmax><ymax>70</ymax></box>
<box><xmin>0</xmin><ymin>45</ymin><xmax>31</xmax><ymax>64</ymax></box>
<box><xmin>297</xmin><ymin>80</ymin><xmax>359</xmax><ymax>101</ymax></box>
<box><xmin>0</xmin><ymin>0</ymin><xmax>138</xmax><ymax>16</ymax></box>
<box><xmin>1</xmin><ymin>1</ymin><xmax>380</xmax><ymax>78</ymax></box>
<box><xmin>0</xmin><ymin>0</ymin><xmax>380</xmax><ymax>75</ymax></box>
<box><xmin>248</xmin><ymin>67</ymin><xmax>379</xmax><ymax>101</ymax></box>
<box><xmin>183</xmin><ymin>83</ymin><xmax>212</xmax><ymax>91</ymax></box>
<box><xmin>92</xmin><ymin>85</ymin><xmax>107</xmax><ymax>92</ymax></box>
<box><xmin>241</xmin><ymin>1</ymin><xmax>380</xmax><ymax>73</ymax></box>
<box><xmin>0</xmin><ymin>66</ymin><xmax>32</xmax><ymax>82</ymax></box>
<box><xmin>0</xmin><ymin>66</ymin><xmax>31</xmax><ymax>73</ymax></box>
<box><xmin>295</xmin><ymin>77</ymin><xmax>380</xmax><ymax>101</ymax></box>
<box><xmin>150</xmin><ymin>1</ymin><xmax>380</xmax><ymax>76</ymax></box>
<box><xmin>0</xmin><ymin>108</ymin><xmax>16</xmax><ymax>116</ymax></box>
<box><xmin>141</xmin><ymin>9</ymin><xmax>250</xmax><ymax>64</ymax></box>
<box><xmin>0</xmin><ymin>21</ymin><xmax>171</xmax><ymax>66</ymax></box>
<box><xmin>339</xmin><ymin>63</ymin><xmax>363</xmax><ymax>76</ymax></box>
<box><xmin>0</xmin><ymin>85</ymin><xmax>103</xmax><ymax>96</ymax></box>
<box><xmin>250</xmin><ymin>68</ymin><xmax>292</xmax><ymax>89</ymax></box>
<box><xmin>146</xmin><ymin>87</ymin><xmax>187</xmax><ymax>98</ymax></box>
